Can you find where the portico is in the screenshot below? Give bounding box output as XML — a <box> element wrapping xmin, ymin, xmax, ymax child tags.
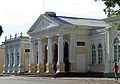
<box><xmin>28</xmin><ymin>33</ymin><xmax>75</xmax><ymax>73</ymax></box>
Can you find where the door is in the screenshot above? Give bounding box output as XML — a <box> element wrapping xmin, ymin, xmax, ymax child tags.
<box><xmin>77</xmin><ymin>54</ymin><xmax>85</xmax><ymax>72</ymax></box>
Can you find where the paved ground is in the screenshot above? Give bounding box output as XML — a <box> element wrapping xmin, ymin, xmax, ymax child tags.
<box><xmin>0</xmin><ymin>76</ymin><xmax>120</xmax><ymax>84</ymax></box>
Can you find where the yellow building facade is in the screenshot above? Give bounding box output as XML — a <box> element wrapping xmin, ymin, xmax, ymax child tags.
<box><xmin>0</xmin><ymin>45</ymin><xmax>4</xmax><ymax>74</ymax></box>
<box><xmin>27</xmin><ymin>12</ymin><xmax>120</xmax><ymax>75</ymax></box>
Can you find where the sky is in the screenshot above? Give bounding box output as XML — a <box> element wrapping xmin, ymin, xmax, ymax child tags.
<box><xmin>0</xmin><ymin>0</ymin><xmax>107</xmax><ymax>44</ymax></box>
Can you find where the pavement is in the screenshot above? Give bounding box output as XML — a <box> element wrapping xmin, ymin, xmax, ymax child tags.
<box><xmin>0</xmin><ymin>73</ymin><xmax>120</xmax><ymax>84</ymax></box>
<box><xmin>0</xmin><ymin>75</ymin><xmax>120</xmax><ymax>84</ymax></box>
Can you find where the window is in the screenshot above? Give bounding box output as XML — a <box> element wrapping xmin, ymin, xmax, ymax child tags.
<box><xmin>77</xmin><ymin>42</ymin><xmax>85</xmax><ymax>46</ymax></box>
<box><xmin>17</xmin><ymin>52</ymin><xmax>19</xmax><ymax>66</ymax></box>
<box><xmin>25</xmin><ymin>49</ymin><xmax>30</xmax><ymax>52</ymax></box>
<box><xmin>92</xmin><ymin>45</ymin><xmax>96</xmax><ymax>64</ymax></box>
<box><xmin>98</xmin><ymin>44</ymin><xmax>103</xmax><ymax>64</ymax></box>
<box><xmin>114</xmin><ymin>37</ymin><xmax>120</xmax><ymax>62</ymax></box>
<box><xmin>7</xmin><ymin>53</ymin><xmax>9</xmax><ymax>66</ymax></box>
<box><xmin>36</xmin><ymin>51</ymin><xmax>38</xmax><ymax>64</ymax></box>
<box><xmin>12</xmin><ymin>53</ymin><xmax>14</xmax><ymax>66</ymax></box>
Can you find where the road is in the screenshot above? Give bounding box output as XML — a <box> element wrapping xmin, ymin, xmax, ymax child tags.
<box><xmin>0</xmin><ymin>76</ymin><xmax>119</xmax><ymax>84</ymax></box>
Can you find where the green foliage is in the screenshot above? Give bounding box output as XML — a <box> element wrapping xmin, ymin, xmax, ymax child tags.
<box><xmin>95</xmin><ymin>0</ymin><xmax>120</xmax><ymax>16</ymax></box>
<box><xmin>112</xmin><ymin>22</ymin><xmax>120</xmax><ymax>31</ymax></box>
<box><xmin>0</xmin><ymin>26</ymin><xmax>3</xmax><ymax>36</ymax></box>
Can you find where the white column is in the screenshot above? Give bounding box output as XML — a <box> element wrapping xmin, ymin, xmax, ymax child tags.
<box><xmin>46</xmin><ymin>36</ymin><xmax>52</xmax><ymax>73</ymax></box>
<box><xmin>3</xmin><ymin>46</ymin><xmax>7</xmax><ymax>73</ymax></box>
<box><xmin>69</xmin><ymin>35</ymin><xmax>76</xmax><ymax>72</ymax></box>
<box><xmin>37</xmin><ymin>38</ymin><xmax>43</xmax><ymax>73</ymax></box>
<box><xmin>9</xmin><ymin>48</ymin><xmax>12</xmax><ymax>73</ymax></box>
<box><xmin>7</xmin><ymin>48</ymin><xmax>10</xmax><ymax>73</ymax></box>
<box><xmin>57</xmin><ymin>34</ymin><xmax>64</xmax><ymax>73</ymax></box>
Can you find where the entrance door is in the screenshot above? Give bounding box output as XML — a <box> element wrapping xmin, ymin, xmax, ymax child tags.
<box><xmin>77</xmin><ymin>54</ymin><xmax>85</xmax><ymax>73</ymax></box>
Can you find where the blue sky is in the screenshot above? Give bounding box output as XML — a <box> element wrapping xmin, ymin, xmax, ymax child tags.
<box><xmin>0</xmin><ymin>0</ymin><xmax>107</xmax><ymax>44</ymax></box>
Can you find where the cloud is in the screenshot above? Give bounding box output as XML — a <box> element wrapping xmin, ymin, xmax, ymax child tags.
<box><xmin>0</xmin><ymin>0</ymin><xmax>107</xmax><ymax>44</ymax></box>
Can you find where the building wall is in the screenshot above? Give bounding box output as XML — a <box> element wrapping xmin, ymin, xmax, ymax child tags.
<box><xmin>3</xmin><ymin>36</ymin><xmax>30</xmax><ymax>74</ymax></box>
<box><xmin>75</xmin><ymin>35</ymin><xmax>90</xmax><ymax>72</ymax></box>
<box><xmin>0</xmin><ymin>45</ymin><xmax>4</xmax><ymax>74</ymax></box>
<box><xmin>88</xmin><ymin>29</ymin><xmax>106</xmax><ymax>72</ymax></box>
<box><xmin>20</xmin><ymin>42</ymin><xmax>30</xmax><ymax>73</ymax></box>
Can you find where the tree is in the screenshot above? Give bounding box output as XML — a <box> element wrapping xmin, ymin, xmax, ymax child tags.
<box><xmin>95</xmin><ymin>0</ymin><xmax>120</xmax><ymax>17</ymax></box>
<box><xmin>0</xmin><ymin>26</ymin><xmax>3</xmax><ymax>36</ymax></box>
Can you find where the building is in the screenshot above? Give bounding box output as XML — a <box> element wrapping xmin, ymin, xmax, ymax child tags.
<box><xmin>27</xmin><ymin>12</ymin><xmax>120</xmax><ymax>75</ymax></box>
<box><xmin>0</xmin><ymin>44</ymin><xmax>4</xmax><ymax>74</ymax></box>
<box><xmin>3</xmin><ymin>33</ymin><xmax>30</xmax><ymax>74</ymax></box>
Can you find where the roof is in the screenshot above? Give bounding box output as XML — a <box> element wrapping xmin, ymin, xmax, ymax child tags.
<box><xmin>44</xmin><ymin>12</ymin><xmax>108</xmax><ymax>27</ymax></box>
<box><xmin>27</xmin><ymin>12</ymin><xmax>108</xmax><ymax>34</ymax></box>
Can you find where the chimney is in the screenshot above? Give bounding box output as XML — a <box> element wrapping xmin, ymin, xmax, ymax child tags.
<box><xmin>45</xmin><ymin>12</ymin><xmax>56</xmax><ymax>17</ymax></box>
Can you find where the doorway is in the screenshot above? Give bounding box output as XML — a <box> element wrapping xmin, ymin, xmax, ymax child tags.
<box><xmin>44</xmin><ymin>45</ymin><xmax>48</xmax><ymax>72</ymax></box>
<box><xmin>52</xmin><ymin>43</ymin><xmax>58</xmax><ymax>73</ymax></box>
<box><xmin>64</xmin><ymin>41</ymin><xmax>70</xmax><ymax>73</ymax></box>
<box><xmin>77</xmin><ymin>54</ymin><xmax>85</xmax><ymax>72</ymax></box>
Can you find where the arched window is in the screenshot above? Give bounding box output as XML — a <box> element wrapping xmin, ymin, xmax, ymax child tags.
<box><xmin>114</xmin><ymin>37</ymin><xmax>120</xmax><ymax>62</ymax></box>
<box><xmin>98</xmin><ymin>44</ymin><xmax>103</xmax><ymax>64</ymax></box>
<box><xmin>114</xmin><ymin>38</ymin><xmax>120</xmax><ymax>44</ymax></box>
<box><xmin>92</xmin><ymin>45</ymin><xmax>96</xmax><ymax>64</ymax></box>
<box><xmin>12</xmin><ymin>53</ymin><xmax>14</xmax><ymax>66</ymax></box>
<box><xmin>7</xmin><ymin>53</ymin><xmax>9</xmax><ymax>66</ymax></box>
<box><xmin>17</xmin><ymin>52</ymin><xmax>19</xmax><ymax>66</ymax></box>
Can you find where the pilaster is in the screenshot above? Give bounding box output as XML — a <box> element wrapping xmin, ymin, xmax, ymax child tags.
<box><xmin>3</xmin><ymin>46</ymin><xmax>7</xmax><ymax>73</ymax></box>
<box><xmin>104</xmin><ymin>27</ymin><xmax>111</xmax><ymax>73</ymax></box>
<box><xmin>69</xmin><ymin>35</ymin><xmax>76</xmax><ymax>72</ymax></box>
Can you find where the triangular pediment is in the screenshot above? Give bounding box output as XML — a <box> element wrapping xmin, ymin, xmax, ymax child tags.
<box><xmin>27</xmin><ymin>15</ymin><xmax>58</xmax><ymax>34</ymax></box>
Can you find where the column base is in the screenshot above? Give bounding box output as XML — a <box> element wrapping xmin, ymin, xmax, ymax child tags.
<box><xmin>18</xmin><ymin>64</ymin><xmax>24</xmax><ymax>73</ymax></box>
<box><xmin>28</xmin><ymin>64</ymin><xmax>36</xmax><ymax>73</ymax></box>
<box><xmin>37</xmin><ymin>64</ymin><xmax>45</xmax><ymax>73</ymax></box>
<box><xmin>46</xmin><ymin>63</ymin><xmax>53</xmax><ymax>73</ymax></box>
<box><xmin>3</xmin><ymin>65</ymin><xmax>7</xmax><ymax>74</ymax></box>
<box><xmin>13</xmin><ymin>64</ymin><xmax>17</xmax><ymax>73</ymax></box>
<box><xmin>56</xmin><ymin>62</ymin><xmax>64</xmax><ymax>73</ymax></box>
<box><xmin>3</xmin><ymin>70</ymin><xmax>7</xmax><ymax>74</ymax></box>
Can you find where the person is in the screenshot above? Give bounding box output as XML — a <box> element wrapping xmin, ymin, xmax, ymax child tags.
<box><xmin>113</xmin><ymin>63</ymin><xmax>119</xmax><ymax>80</ymax></box>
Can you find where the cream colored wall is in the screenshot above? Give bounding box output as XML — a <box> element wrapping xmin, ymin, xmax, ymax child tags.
<box><xmin>75</xmin><ymin>35</ymin><xmax>90</xmax><ymax>72</ymax></box>
<box><xmin>21</xmin><ymin>43</ymin><xmax>30</xmax><ymax>72</ymax></box>
<box><xmin>0</xmin><ymin>46</ymin><xmax>4</xmax><ymax>74</ymax></box>
<box><xmin>89</xmin><ymin>64</ymin><xmax>105</xmax><ymax>72</ymax></box>
<box><xmin>75</xmin><ymin>47</ymin><xmax>89</xmax><ymax>72</ymax></box>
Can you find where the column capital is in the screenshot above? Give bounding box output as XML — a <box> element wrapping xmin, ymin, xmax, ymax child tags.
<box><xmin>70</xmin><ymin>34</ymin><xmax>76</xmax><ymax>37</ymax></box>
<box><xmin>57</xmin><ymin>34</ymin><xmax>64</xmax><ymax>37</ymax></box>
<box><xmin>36</xmin><ymin>37</ymin><xmax>42</xmax><ymax>41</ymax></box>
<box><xmin>46</xmin><ymin>35</ymin><xmax>52</xmax><ymax>38</ymax></box>
<box><xmin>29</xmin><ymin>37</ymin><xmax>34</xmax><ymax>42</ymax></box>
